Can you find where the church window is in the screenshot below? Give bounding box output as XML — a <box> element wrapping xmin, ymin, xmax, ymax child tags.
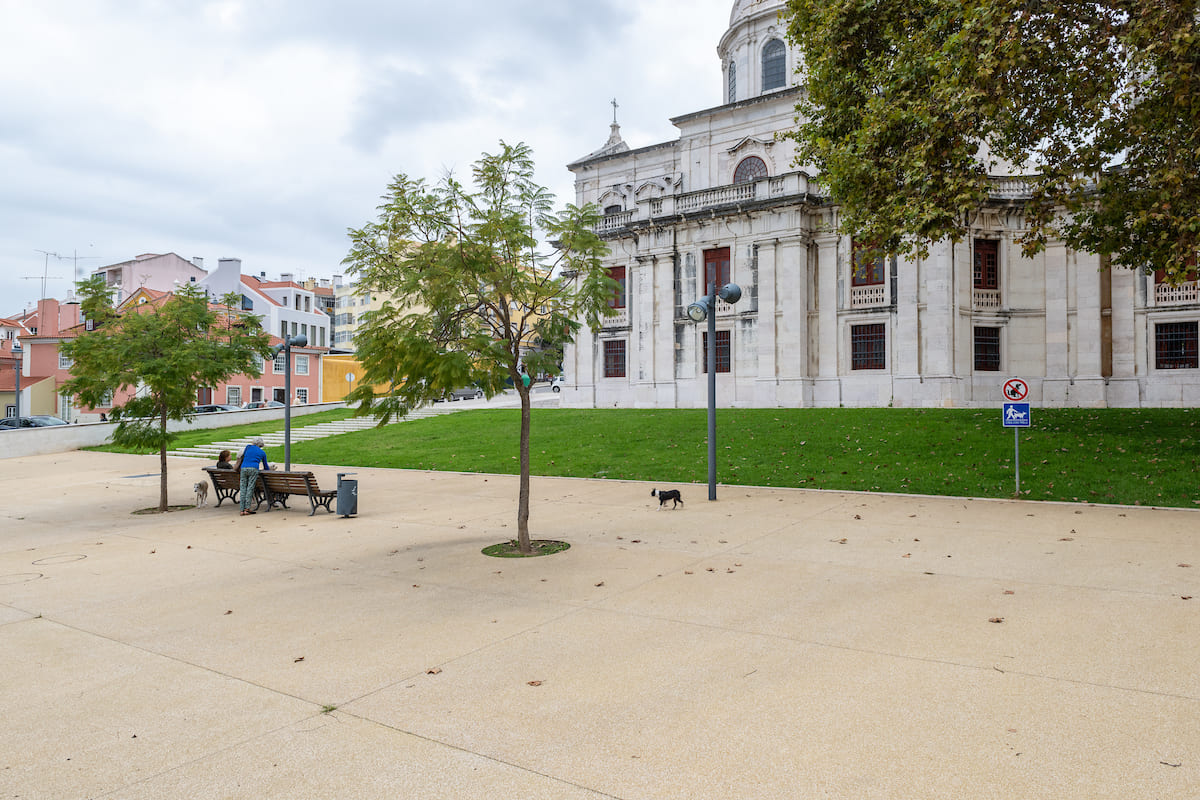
<box><xmin>703</xmin><ymin>248</ymin><xmax>731</xmax><ymax>292</ymax></box>
<box><xmin>762</xmin><ymin>39</ymin><xmax>786</xmax><ymax>91</ymax></box>
<box><xmin>727</xmin><ymin>61</ymin><xmax>736</xmax><ymax>104</ymax></box>
<box><xmin>702</xmin><ymin>330</ymin><xmax>731</xmax><ymax>373</ymax></box>
<box><xmin>974</xmin><ymin>239</ymin><xmax>999</xmax><ymax>290</ymax></box>
<box><xmin>851</xmin><ymin>323</ymin><xmax>886</xmax><ymax>370</ymax></box>
<box><xmin>733</xmin><ymin>156</ymin><xmax>768</xmax><ymax>184</ymax></box>
<box><xmin>851</xmin><ymin>240</ymin><xmax>885</xmax><ymax>286</ymax></box>
<box><xmin>607</xmin><ymin>266</ymin><xmax>626</xmax><ymax>309</ymax></box>
<box><xmin>974</xmin><ymin>327</ymin><xmax>1001</xmax><ymax>371</ymax></box>
<box><xmin>603</xmin><ymin>339</ymin><xmax>627</xmax><ymax>378</ymax></box>
<box><xmin>1155</xmin><ymin>322</ymin><xmax>1198</xmax><ymax>369</ymax></box>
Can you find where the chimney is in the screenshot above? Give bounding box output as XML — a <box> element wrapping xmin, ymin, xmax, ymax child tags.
<box><xmin>192</xmin><ymin>257</ymin><xmax>204</xmax><ymax>269</ymax></box>
<box><xmin>333</xmin><ymin>274</ymin><xmax>343</xmax><ymax>288</ymax></box>
<box><xmin>280</xmin><ymin>272</ymin><xmax>294</xmax><ymax>283</ymax></box>
<box><xmin>37</xmin><ymin>298</ymin><xmax>61</xmax><ymax>337</ymax></box>
<box><xmin>260</xmin><ymin>271</ymin><xmax>267</xmax><ymax>279</ymax></box>
<box><xmin>319</xmin><ymin>278</ymin><xmax>329</xmax><ymax>288</ymax></box>
<box><xmin>218</xmin><ymin>257</ymin><xmax>243</xmax><ymax>272</ymax></box>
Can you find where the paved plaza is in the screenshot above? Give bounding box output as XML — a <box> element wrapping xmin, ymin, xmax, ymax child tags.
<box><xmin>1</xmin><ymin>450</ymin><xmax>1197</xmax><ymax>798</ymax></box>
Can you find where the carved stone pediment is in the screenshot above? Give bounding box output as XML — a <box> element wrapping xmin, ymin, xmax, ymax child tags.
<box><xmin>728</xmin><ymin>136</ymin><xmax>775</xmax><ymax>155</ymax></box>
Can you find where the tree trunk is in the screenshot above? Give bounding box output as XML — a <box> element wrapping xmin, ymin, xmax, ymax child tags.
<box><xmin>516</xmin><ymin>384</ymin><xmax>532</xmax><ymax>553</ymax></box>
<box><xmin>159</xmin><ymin>405</ymin><xmax>169</xmax><ymax>512</ymax></box>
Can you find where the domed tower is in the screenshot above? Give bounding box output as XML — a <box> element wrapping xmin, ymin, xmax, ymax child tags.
<box><xmin>718</xmin><ymin>0</ymin><xmax>799</xmax><ymax>104</ymax></box>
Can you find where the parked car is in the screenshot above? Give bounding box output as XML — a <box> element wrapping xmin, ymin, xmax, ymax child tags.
<box><xmin>241</xmin><ymin>400</ymin><xmax>286</xmax><ymax>410</ymax></box>
<box><xmin>193</xmin><ymin>404</ymin><xmax>238</xmax><ymax>413</ymax></box>
<box><xmin>447</xmin><ymin>386</ymin><xmax>484</xmax><ymax>401</ymax></box>
<box><xmin>551</xmin><ymin>375</ymin><xmax>565</xmax><ymax>393</ymax></box>
<box><xmin>0</xmin><ymin>415</ymin><xmax>70</xmax><ymax>429</ymax></box>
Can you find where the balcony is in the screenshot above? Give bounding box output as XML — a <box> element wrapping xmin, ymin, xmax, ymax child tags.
<box><xmin>973</xmin><ymin>288</ymin><xmax>1002</xmax><ymax>310</ymax></box>
<box><xmin>850</xmin><ymin>284</ymin><xmax>887</xmax><ymax>308</ymax></box>
<box><xmin>1155</xmin><ymin>280</ymin><xmax>1199</xmax><ymax>305</ymax></box>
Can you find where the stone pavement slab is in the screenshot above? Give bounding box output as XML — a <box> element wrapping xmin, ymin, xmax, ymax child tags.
<box><xmin>0</xmin><ymin>450</ymin><xmax>1197</xmax><ymax>799</ymax></box>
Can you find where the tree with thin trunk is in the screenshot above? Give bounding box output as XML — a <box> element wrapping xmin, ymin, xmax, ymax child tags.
<box><xmin>60</xmin><ymin>276</ymin><xmax>273</xmax><ymax>511</ymax></box>
<box><xmin>343</xmin><ymin>141</ymin><xmax>614</xmax><ymax>553</ymax></box>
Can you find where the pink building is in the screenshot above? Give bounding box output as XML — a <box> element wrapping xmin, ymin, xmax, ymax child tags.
<box><xmin>13</xmin><ymin>292</ymin><xmax>326</xmax><ymax>422</ymax></box>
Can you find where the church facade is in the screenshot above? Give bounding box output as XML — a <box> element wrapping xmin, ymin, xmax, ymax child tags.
<box><xmin>561</xmin><ymin>0</ymin><xmax>1200</xmax><ymax>409</ymax></box>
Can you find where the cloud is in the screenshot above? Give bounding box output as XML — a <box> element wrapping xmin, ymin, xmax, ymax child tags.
<box><xmin>0</xmin><ymin>0</ymin><xmax>737</xmax><ymax>313</ymax></box>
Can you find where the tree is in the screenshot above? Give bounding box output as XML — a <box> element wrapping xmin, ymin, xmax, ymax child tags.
<box><xmin>784</xmin><ymin>0</ymin><xmax>1200</xmax><ymax>281</ymax></box>
<box><xmin>60</xmin><ymin>277</ymin><xmax>273</xmax><ymax>511</ymax></box>
<box><xmin>343</xmin><ymin>141</ymin><xmax>614</xmax><ymax>553</ymax></box>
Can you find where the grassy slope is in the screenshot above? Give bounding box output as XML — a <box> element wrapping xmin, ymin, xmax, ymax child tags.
<box><xmin>276</xmin><ymin>407</ymin><xmax>1200</xmax><ymax>508</ymax></box>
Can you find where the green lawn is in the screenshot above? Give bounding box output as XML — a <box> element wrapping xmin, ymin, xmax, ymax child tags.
<box><xmin>272</xmin><ymin>407</ymin><xmax>1199</xmax><ymax>508</ymax></box>
<box><xmin>87</xmin><ymin>408</ymin><xmax>357</xmax><ymax>454</ymax></box>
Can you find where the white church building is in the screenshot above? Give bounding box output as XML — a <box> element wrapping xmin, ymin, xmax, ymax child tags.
<box><xmin>561</xmin><ymin>0</ymin><xmax>1200</xmax><ymax>409</ymax></box>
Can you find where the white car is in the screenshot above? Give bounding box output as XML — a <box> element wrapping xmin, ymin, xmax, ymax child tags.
<box><xmin>550</xmin><ymin>375</ymin><xmax>565</xmax><ymax>393</ymax></box>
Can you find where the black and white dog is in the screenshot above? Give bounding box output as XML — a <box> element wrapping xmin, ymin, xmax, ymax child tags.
<box><xmin>651</xmin><ymin>488</ymin><xmax>683</xmax><ymax>509</ymax></box>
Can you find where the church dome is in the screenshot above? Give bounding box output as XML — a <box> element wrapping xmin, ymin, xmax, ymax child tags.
<box><xmin>729</xmin><ymin>0</ymin><xmax>785</xmax><ymax>27</ymax></box>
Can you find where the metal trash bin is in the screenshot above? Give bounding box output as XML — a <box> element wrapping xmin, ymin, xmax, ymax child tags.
<box><xmin>336</xmin><ymin>473</ymin><xmax>358</xmax><ymax>517</ymax></box>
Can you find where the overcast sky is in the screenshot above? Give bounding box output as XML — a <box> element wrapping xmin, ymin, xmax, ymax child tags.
<box><xmin>0</xmin><ymin>0</ymin><xmax>740</xmax><ymax>316</ymax></box>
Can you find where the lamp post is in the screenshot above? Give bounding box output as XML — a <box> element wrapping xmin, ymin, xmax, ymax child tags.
<box><xmin>686</xmin><ymin>281</ymin><xmax>742</xmax><ymax>500</ymax></box>
<box><xmin>10</xmin><ymin>342</ymin><xmax>21</xmax><ymax>421</ymax></box>
<box><xmin>271</xmin><ymin>334</ymin><xmax>307</xmax><ymax>471</ymax></box>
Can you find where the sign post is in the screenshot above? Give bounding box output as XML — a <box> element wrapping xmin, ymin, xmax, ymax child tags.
<box><xmin>1002</xmin><ymin>402</ymin><xmax>1031</xmax><ymax>494</ymax></box>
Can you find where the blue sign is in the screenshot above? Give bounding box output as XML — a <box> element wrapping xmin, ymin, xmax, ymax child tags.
<box><xmin>1002</xmin><ymin>403</ymin><xmax>1031</xmax><ymax>427</ymax></box>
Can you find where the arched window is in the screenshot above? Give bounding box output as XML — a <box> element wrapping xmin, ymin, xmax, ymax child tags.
<box><xmin>733</xmin><ymin>156</ymin><xmax>768</xmax><ymax>184</ymax></box>
<box><xmin>603</xmin><ymin>204</ymin><xmax>622</xmax><ymax>215</ymax></box>
<box><xmin>762</xmin><ymin>39</ymin><xmax>786</xmax><ymax>91</ymax></box>
<box><xmin>727</xmin><ymin>61</ymin><xmax>737</xmax><ymax>104</ymax></box>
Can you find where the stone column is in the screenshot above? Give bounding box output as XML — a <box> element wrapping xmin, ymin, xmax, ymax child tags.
<box><xmin>1042</xmin><ymin>241</ymin><xmax>1070</xmax><ymax>404</ymax></box>
<box><xmin>753</xmin><ymin>241</ymin><xmax>778</xmax><ymax>406</ymax></box>
<box><xmin>891</xmin><ymin>253</ymin><xmax>920</xmax><ymax>406</ymax></box>
<box><xmin>1106</xmin><ymin>267</ymin><xmax>1141</xmax><ymax>405</ymax></box>
<box><xmin>1071</xmin><ymin>250</ymin><xmax>1106</xmax><ymax>406</ymax></box>
<box><xmin>813</xmin><ymin>231</ymin><xmax>841</xmax><ymax>406</ymax></box>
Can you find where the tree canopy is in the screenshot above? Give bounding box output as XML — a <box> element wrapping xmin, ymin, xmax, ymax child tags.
<box><xmin>60</xmin><ymin>277</ymin><xmax>272</xmax><ymax>510</ymax></box>
<box><xmin>343</xmin><ymin>141</ymin><xmax>614</xmax><ymax>552</ymax></box>
<box><xmin>784</xmin><ymin>0</ymin><xmax>1200</xmax><ymax>281</ymax></box>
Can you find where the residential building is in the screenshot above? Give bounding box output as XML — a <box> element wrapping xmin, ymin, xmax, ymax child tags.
<box><xmin>91</xmin><ymin>253</ymin><xmax>207</xmax><ymax>305</ymax></box>
<box><xmin>562</xmin><ymin>0</ymin><xmax>1200</xmax><ymax>409</ymax></box>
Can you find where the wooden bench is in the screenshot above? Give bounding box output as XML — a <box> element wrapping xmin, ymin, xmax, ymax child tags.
<box><xmin>202</xmin><ymin>467</ymin><xmax>266</xmax><ymax>510</ymax></box>
<box><xmin>258</xmin><ymin>470</ymin><xmax>337</xmax><ymax>516</ymax></box>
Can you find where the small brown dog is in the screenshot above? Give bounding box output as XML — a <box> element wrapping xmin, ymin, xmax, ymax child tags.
<box><xmin>194</xmin><ymin>481</ymin><xmax>209</xmax><ymax>507</ymax></box>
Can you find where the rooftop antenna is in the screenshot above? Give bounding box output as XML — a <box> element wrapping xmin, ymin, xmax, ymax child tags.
<box><xmin>26</xmin><ymin>250</ymin><xmax>65</xmax><ymax>300</ymax></box>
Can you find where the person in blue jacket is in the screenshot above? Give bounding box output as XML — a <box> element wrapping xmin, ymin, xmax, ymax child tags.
<box><xmin>234</xmin><ymin>437</ymin><xmax>271</xmax><ymax>515</ymax></box>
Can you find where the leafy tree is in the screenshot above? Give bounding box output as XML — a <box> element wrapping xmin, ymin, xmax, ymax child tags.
<box><xmin>343</xmin><ymin>141</ymin><xmax>614</xmax><ymax>553</ymax></box>
<box><xmin>784</xmin><ymin>0</ymin><xmax>1200</xmax><ymax>281</ymax></box>
<box><xmin>60</xmin><ymin>276</ymin><xmax>273</xmax><ymax>511</ymax></box>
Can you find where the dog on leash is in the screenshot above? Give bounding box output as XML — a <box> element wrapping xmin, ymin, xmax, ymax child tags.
<box><xmin>651</xmin><ymin>488</ymin><xmax>683</xmax><ymax>509</ymax></box>
<box><xmin>194</xmin><ymin>481</ymin><xmax>209</xmax><ymax>507</ymax></box>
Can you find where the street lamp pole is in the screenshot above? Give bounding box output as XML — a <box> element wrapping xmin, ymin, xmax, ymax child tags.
<box><xmin>686</xmin><ymin>282</ymin><xmax>741</xmax><ymax>501</ymax></box>
<box><xmin>11</xmin><ymin>342</ymin><xmax>21</xmax><ymax>421</ymax></box>
<box><xmin>272</xmin><ymin>334</ymin><xmax>307</xmax><ymax>471</ymax></box>
<box><xmin>705</xmin><ymin>281</ymin><xmax>718</xmax><ymax>500</ymax></box>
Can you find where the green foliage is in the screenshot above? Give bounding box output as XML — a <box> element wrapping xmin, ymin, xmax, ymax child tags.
<box><xmin>784</xmin><ymin>0</ymin><xmax>1200</xmax><ymax>281</ymax></box>
<box><xmin>283</xmin><ymin>407</ymin><xmax>1200</xmax><ymax>509</ymax></box>
<box><xmin>60</xmin><ymin>277</ymin><xmax>273</xmax><ymax>509</ymax></box>
<box><xmin>343</xmin><ymin>141</ymin><xmax>614</xmax><ymax>420</ymax></box>
<box><xmin>342</xmin><ymin>141</ymin><xmax>614</xmax><ymax>551</ymax></box>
